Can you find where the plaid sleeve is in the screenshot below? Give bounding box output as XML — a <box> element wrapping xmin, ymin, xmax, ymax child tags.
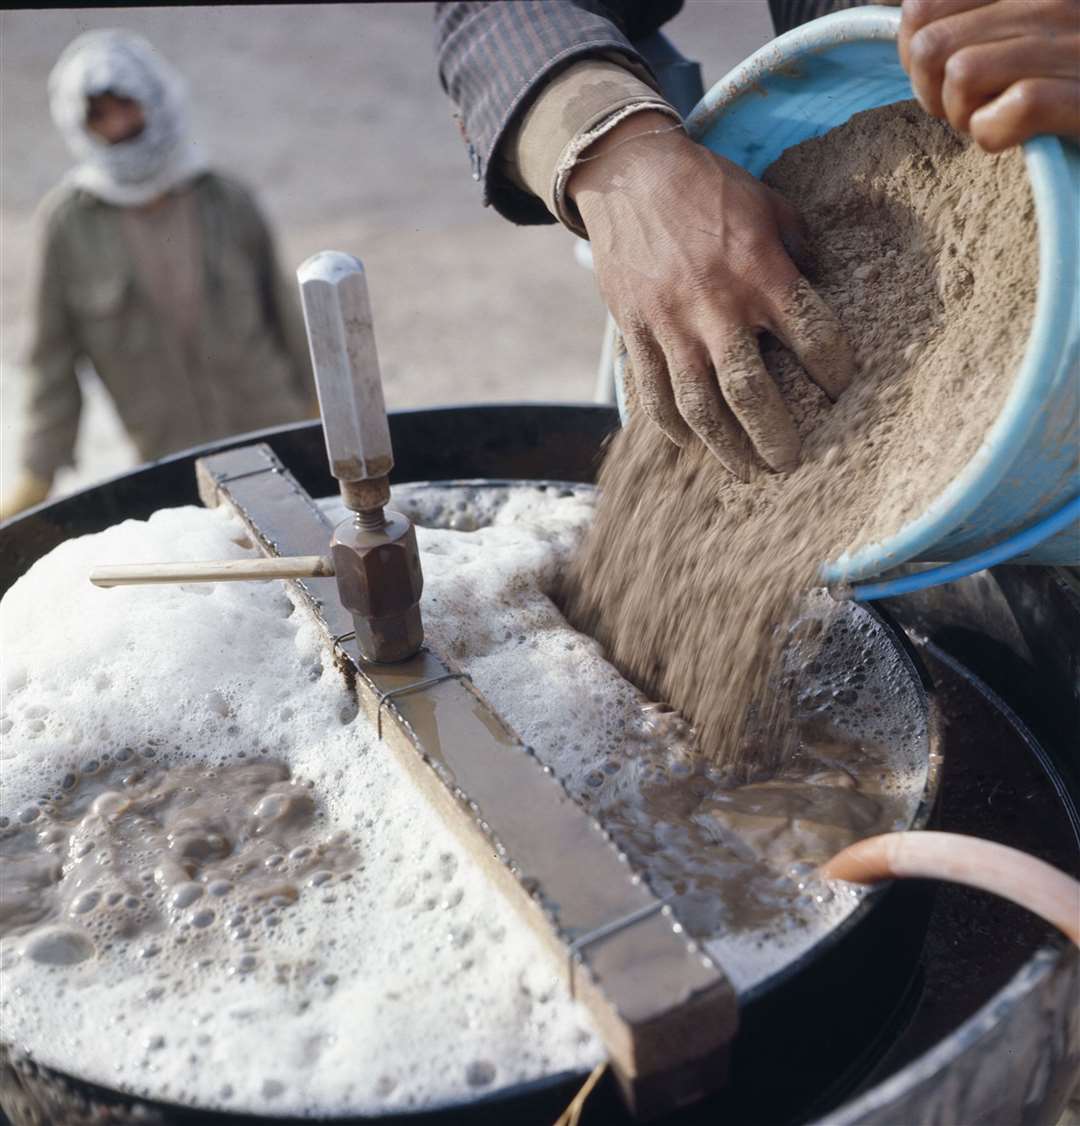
<box><xmin>434</xmin><ymin>0</ymin><xmax>683</xmax><ymax>225</ymax></box>
<box><xmin>767</xmin><ymin>0</ymin><xmax>882</xmax><ymax>34</ymax></box>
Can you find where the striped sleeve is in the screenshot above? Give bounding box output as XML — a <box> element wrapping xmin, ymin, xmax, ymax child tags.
<box><xmin>434</xmin><ymin>0</ymin><xmax>682</xmax><ymax>224</ymax></box>
<box><xmin>767</xmin><ymin>0</ymin><xmax>881</xmax><ymax>34</ymax></box>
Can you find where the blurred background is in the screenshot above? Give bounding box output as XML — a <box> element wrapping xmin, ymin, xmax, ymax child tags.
<box><xmin>0</xmin><ymin>2</ymin><xmax>772</xmax><ymax>499</ymax></box>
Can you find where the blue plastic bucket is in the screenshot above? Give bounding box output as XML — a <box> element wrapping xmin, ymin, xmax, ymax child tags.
<box><xmin>618</xmin><ymin>5</ymin><xmax>1080</xmax><ymax>581</ymax></box>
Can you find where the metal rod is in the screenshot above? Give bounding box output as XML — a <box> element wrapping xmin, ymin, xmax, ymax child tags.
<box><xmin>90</xmin><ymin>555</ymin><xmax>335</xmax><ymax>588</ymax></box>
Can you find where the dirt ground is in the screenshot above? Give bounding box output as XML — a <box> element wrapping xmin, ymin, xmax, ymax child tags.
<box><xmin>0</xmin><ymin>1</ymin><xmax>772</xmax><ymax>500</ymax></box>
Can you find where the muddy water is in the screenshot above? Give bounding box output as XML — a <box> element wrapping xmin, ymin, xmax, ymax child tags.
<box><xmin>1</xmin><ymin>755</ymin><xmax>355</xmax><ymax>970</ymax></box>
<box><xmin>598</xmin><ymin>707</ymin><xmax>909</xmax><ymax>939</ymax></box>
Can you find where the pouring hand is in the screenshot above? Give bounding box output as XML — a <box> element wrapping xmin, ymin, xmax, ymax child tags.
<box><xmin>898</xmin><ymin>0</ymin><xmax>1080</xmax><ymax>151</ymax></box>
<box><xmin>567</xmin><ymin>111</ymin><xmax>854</xmax><ymax>481</ymax></box>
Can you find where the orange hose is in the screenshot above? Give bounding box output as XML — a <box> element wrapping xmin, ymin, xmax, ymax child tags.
<box><xmin>821</xmin><ymin>831</ymin><xmax>1080</xmax><ymax>946</ymax></box>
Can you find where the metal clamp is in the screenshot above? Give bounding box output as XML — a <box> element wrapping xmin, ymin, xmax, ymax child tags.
<box><xmin>375</xmin><ymin>671</ymin><xmax>472</xmax><ymax>738</ymax></box>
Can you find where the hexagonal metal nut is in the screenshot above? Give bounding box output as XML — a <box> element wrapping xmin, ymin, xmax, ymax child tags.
<box><xmin>353</xmin><ymin>602</ymin><xmax>423</xmax><ymax>664</ymax></box>
<box><xmin>331</xmin><ymin>511</ymin><xmax>424</xmax><ymax>662</ymax></box>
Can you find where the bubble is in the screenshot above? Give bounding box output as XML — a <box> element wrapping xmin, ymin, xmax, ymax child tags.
<box><xmin>23</xmin><ymin>927</ymin><xmax>94</xmax><ymax>966</ymax></box>
<box><xmin>205</xmin><ymin>692</ymin><xmax>231</xmax><ymax>718</ymax></box>
<box><xmin>171</xmin><ymin>883</ymin><xmax>203</xmax><ymax>909</ymax></box>
<box><xmin>465</xmin><ymin>1060</ymin><xmax>496</xmax><ymax>1088</ymax></box>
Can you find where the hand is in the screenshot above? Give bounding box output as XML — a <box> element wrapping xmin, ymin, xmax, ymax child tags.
<box><xmin>568</xmin><ymin>112</ymin><xmax>853</xmax><ymax>479</ymax></box>
<box><xmin>0</xmin><ymin>472</ymin><xmax>51</xmax><ymax>521</ymax></box>
<box><xmin>899</xmin><ymin>0</ymin><xmax>1080</xmax><ymax>151</ymax></box>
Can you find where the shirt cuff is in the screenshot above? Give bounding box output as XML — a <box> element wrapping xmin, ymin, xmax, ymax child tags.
<box><xmin>505</xmin><ymin>58</ymin><xmax>682</xmax><ymax>237</ymax></box>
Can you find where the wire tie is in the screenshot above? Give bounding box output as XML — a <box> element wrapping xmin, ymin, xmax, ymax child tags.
<box><xmin>214</xmin><ymin>465</ymin><xmax>280</xmax><ymax>488</ymax></box>
<box><xmin>375</xmin><ymin>671</ymin><xmax>471</xmax><ymax>738</ymax></box>
<box><xmin>566</xmin><ymin>897</ymin><xmax>673</xmax><ymax>997</ymax></box>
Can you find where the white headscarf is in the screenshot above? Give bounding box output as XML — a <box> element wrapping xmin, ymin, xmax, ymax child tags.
<box><xmin>48</xmin><ymin>29</ymin><xmax>208</xmax><ymax>206</ymax></box>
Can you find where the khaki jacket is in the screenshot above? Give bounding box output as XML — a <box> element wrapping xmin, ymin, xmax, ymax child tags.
<box><xmin>23</xmin><ymin>172</ymin><xmax>314</xmax><ymax>480</ymax></box>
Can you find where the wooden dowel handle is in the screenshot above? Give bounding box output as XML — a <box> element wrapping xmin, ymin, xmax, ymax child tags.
<box><xmin>822</xmin><ymin>831</ymin><xmax>1080</xmax><ymax>946</ymax></box>
<box><xmin>90</xmin><ymin>556</ymin><xmax>335</xmax><ymax>588</ymax></box>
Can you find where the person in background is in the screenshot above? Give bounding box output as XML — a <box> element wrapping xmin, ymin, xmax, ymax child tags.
<box><xmin>435</xmin><ymin>0</ymin><xmax>1080</xmax><ymax>480</ymax></box>
<box><xmin>1</xmin><ymin>29</ymin><xmax>316</xmax><ymax>520</ymax></box>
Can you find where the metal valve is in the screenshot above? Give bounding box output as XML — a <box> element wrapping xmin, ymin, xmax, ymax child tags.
<box><xmin>297</xmin><ymin>251</ymin><xmax>423</xmax><ymax>663</ymax></box>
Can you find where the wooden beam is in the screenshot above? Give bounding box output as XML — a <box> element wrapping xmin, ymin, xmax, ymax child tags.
<box><xmin>195</xmin><ymin>443</ymin><xmax>737</xmax><ymax>1119</ymax></box>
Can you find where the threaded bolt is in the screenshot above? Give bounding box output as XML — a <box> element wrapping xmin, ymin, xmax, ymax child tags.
<box><xmin>355</xmin><ymin>507</ymin><xmax>386</xmax><ymax>532</ymax></box>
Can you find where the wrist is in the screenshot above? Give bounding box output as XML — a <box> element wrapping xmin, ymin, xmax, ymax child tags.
<box><xmin>567</xmin><ymin>110</ymin><xmax>686</xmax><ymax>205</ymax></box>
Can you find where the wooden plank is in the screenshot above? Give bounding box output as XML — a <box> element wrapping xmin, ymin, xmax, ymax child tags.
<box><xmin>195</xmin><ymin>443</ymin><xmax>737</xmax><ymax>1119</ymax></box>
